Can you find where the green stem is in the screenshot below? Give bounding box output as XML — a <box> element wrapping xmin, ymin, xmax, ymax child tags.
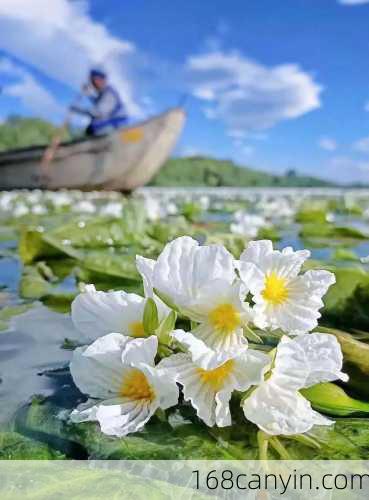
<box><xmin>244</xmin><ymin>325</ymin><xmax>263</xmax><ymax>344</ymax></box>
<box><xmin>257</xmin><ymin>431</ymin><xmax>269</xmax><ymax>460</ymax></box>
<box><xmin>269</xmin><ymin>437</ymin><xmax>292</xmax><ymax>460</ymax></box>
<box><xmin>287</xmin><ymin>433</ymin><xmax>321</xmax><ymax>450</ymax></box>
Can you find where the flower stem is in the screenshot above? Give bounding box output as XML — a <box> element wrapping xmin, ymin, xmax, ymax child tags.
<box><xmin>287</xmin><ymin>433</ymin><xmax>321</xmax><ymax>450</ymax></box>
<box><xmin>269</xmin><ymin>437</ymin><xmax>292</xmax><ymax>460</ymax></box>
<box><xmin>257</xmin><ymin>431</ymin><xmax>269</xmax><ymax>460</ymax></box>
<box><xmin>244</xmin><ymin>325</ymin><xmax>263</xmax><ymax>344</ymax></box>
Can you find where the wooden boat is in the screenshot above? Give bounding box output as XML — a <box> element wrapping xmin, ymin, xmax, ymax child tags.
<box><xmin>0</xmin><ymin>107</ymin><xmax>185</xmax><ymax>191</ymax></box>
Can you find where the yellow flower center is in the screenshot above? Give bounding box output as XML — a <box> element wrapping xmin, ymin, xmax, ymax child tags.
<box><xmin>262</xmin><ymin>272</ymin><xmax>289</xmax><ymax>305</ymax></box>
<box><xmin>197</xmin><ymin>360</ymin><xmax>235</xmax><ymax>391</ymax></box>
<box><xmin>129</xmin><ymin>321</ymin><xmax>145</xmax><ymax>338</ymax></box>
<box><xmin>119</xmin><ymin>368</ymin><xmax>155</xmax><ymax>401</ymax></box>
<box><xmin>208</xmin><ymin>303</ymin><xmax>241</xmax><ymax>334</ymax></box>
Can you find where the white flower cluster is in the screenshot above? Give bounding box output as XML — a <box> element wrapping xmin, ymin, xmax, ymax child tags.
<box><xmin>69</xmin><ymin>236</ymin><xmax>346</xmax><ymax>439</ymax></box>
<box><xmin>0</xmin><ymin>190</ymin><xmax>124</xmax><ymax>218</ymax></box>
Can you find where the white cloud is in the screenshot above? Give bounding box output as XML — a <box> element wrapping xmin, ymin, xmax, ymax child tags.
<box><xmin>353</xmin><ymin>135</ymin><xmax>369</xmax><ymax>153</ymax></box>
<box><xmin>318</xmin><ymin>137</ymin><xmax>337</xmax><ymax>151</ymax></box>
<box><xmin>186</xmin><ymin>50</ymin><xmax>322</xmax><ymax>133</ymax></box>
<box><xmin>338</xmin><ymin>1</ymin><xmax>369</xmax><ymax>5</ymax></box>
<box><xmin>0</xmin><ymin>58</ymin><xmax>64</xmax><ymax>119</ymax></box>
<box><xmin>0</xmin><ymin>0</ymin><xmax>142</xmax><ymax>117</ymax></box>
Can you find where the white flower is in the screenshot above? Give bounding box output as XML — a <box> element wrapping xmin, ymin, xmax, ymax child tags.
<box><xmin>256</xmin><ymin>197</ymin><xmax>295</xmax><ymax>221</ymax></box>
<box><xmin>142</xmin><ymin>196</ymin><xmax>164</xmax><ymax>221</ymax></box>
<box><xmin>242</xmin><ymin>333</ymin><xmax>348</xmax><ymax>436</ymax></box>
<box><xmin>13</xmin><ymin>202</ymin><xmax>29</xmax><ymax>217</ymax></box>
<box><xmin>70</xmin><ymin>333</ymin><xmax>178</xmax><ymax>437</ymax></box>
<box><xmin>46</xmin><ymin>190</ymin><xmax>72</xmax><ymax>208</ymax></box>
<box><xmin>160</xmin><ymin>330</ymin><xmax>270</xmax><ymax>427</ymax></box>
<box><xmin>238</xmin><ymin>240</ymin><xmax>335</xmax><ymax>334</ymax></box>
<box><xmin>31</xmin><ymin>204</ymin><xmax>47</xmax><ymax>215</ymax></box>
<box><xmin>99</xmin><ymin>201</ymin><xmax>123</xmax><ymax>218</ymax></box>
<box><xmin>72</xmin><ymin>285</ymin><xmax>150</xmax><ymax>343</ymax></box>
<box><xmin>73</xmin><ymin>200</ymin><xmax>96</xmax><ymax>214</ymax></box>
<box><xmin>230</xmin><ymin>212</ymin><xmax>267</xmax><ymax>238</ymax></box>
<box><xmin>139</xmin><ymin>236</ymin><xmax>254</xmax><ymax>352</ymax></box>
<box><xmin>198</xmin><ymin>195</ymin><xmax>210</xmax><ymax>211</ymax></box>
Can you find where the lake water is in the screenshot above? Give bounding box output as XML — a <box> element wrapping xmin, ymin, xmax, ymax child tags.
<box><xmin>1</xmin><ymin>187</ymin><xmax>369</xmax><ymax>458</ymax></box>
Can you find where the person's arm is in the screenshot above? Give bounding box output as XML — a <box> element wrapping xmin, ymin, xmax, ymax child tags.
<box><xmin>69</xmin><ymin>105</ymin><xmax>93</xmax><ymax>118</ymax></box>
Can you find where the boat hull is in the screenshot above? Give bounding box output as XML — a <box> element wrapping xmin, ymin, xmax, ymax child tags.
<box><xmin>0</xmin><ymin>108</ymin><xmax>185</xmax><ymax>191</ymax></box>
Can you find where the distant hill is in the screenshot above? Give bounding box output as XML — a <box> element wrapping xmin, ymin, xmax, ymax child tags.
<box><xmin>0</xmin><ymin>116</ymin><xmax>79</xmax><ymax>152</ymax></box>
<box><xmin>149</xmin><ymin>156</ymin><xmax>335</xmax><ymax>188</ymax></box>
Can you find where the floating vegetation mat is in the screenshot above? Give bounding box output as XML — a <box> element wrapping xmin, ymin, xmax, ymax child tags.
<box><xmin>1</xmin><ymin>188</ymin><xmax>369</xmax><ymax>460</ymax></box>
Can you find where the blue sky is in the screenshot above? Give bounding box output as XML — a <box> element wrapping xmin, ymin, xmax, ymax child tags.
<box><xmin>1</xmin><ymin>0</ymin><xmax>369</xmax><ymax>183</ymax></box>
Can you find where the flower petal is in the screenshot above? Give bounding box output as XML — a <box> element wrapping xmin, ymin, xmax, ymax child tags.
<box><xmin>215</xmin><ymin>389</ymin><xmax>233</xmax><ymax>427</ymax></box>
<box><xmin>136</xmin><ymin>255</ymin><xmax>156</xmax><ymax>297</ymax></box>
<box><xmin>71</xmin><ymin>286</ymin><xmax>146</xmax><ymax>341</ymax></box>
<box><xmin>140</xmin><ymin>363</ymin><xmax>179</xmax><ymax>409</ymax></box>
<box><xmin>303</xmin><ymin>269</ymin><xmax>336</xmax><ymax>297</ymax></box>
<box><xmin>293</xmin><ymin>333</ymin><xmax>348</xmax><ymax>387</ymax></box>
<box><xmin>70</xmin><ymin>400</ymin><xmax>99</xmax><ymax>423</ymax></box>
<box><xmin>152</xmin><ymin>236</ymin><xmax>236</xmax><ymax>313</ymax></box>
<box><xmin>193</xmin><ymin>323</ymin><xmax>247</xmax><ymax>353</ymax></box>
<box><xmin>240</xmin><ymin>240</ymin><xmax>310</xmax><ymax>279</ymax></box>
<box><xmin>172</xmin><ymin>329</ymin><xmax>245</xmax><ymax>370</ymax></box>
<box><xmin>136</xmin><ymin>255</ymin><xmax>170</xmax><ymax>319</ymax></box>
<box><xmin>232</xmin><ymin>349</ymin><xmax>271</xmax><ymax>391</ymax></box>
<box><xmin>95</xmin><ymin>399</ymin><xmax>156</xmax><ymax>437</ymax></box>
<box><xmin>271</xmin><ymin>334</ymin><xmax>347</xmax><ymax>391</ymax></box>
<box><xmin>121</xmin><ymin>336</ymin><xmax>158</xmax><ymax>367</ymax></box>
<box><xmin>243</xmin><ymin>381</ymin><xmax>333</xmax><ymax>436</ymax></box>
<box><xmin>237</xmin><ymin>261</ymin><xmax>265</xmax><ymax>296</ymax></box>
<box><xmin>70</xmin><ymin>333</ymin><xmax>130</xmax><ymax>399</ymax></box>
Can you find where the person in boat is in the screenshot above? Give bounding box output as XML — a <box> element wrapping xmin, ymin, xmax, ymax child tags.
<box><xmin>70</xmin><ymin>68</ymin><xmax>127</xmax><ymax>136</ymax></box>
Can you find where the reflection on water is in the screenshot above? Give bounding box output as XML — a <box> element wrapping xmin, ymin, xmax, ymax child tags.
<box><xmin>0</xmin><ymin>305</ymin><xmax>79</xmax><ymax>426</ymax></box>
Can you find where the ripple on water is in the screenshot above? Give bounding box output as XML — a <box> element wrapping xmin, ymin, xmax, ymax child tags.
<box><xmin>0</xmin><ymin>304</ymin><xmax>80</xmax><ymax>426</ymax></box>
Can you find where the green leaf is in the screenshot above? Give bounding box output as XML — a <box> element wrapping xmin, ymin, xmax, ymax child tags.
<box><xmin>331</xmin><ymin>248</ymin><xmax>359</xmax><ymax>262</ymax></box>
<box><xmin>322</xmin><ymin>267</ymin><xmax>369</xmax><ymax>331</ymax></box>
<box><xmin>156</xmin><ymin>310</ymin><xmax>177</xmax><ymax>345</ymax></box>
<box><xmin>0</xmin><ymin>431</ymin><xmax>64</xmax><ymax>459</ymax></box>
<box><xmin>16</xmin><ymin>397</ymin><xmax>369</xmax><ymax>460</ymax></box>
<box><xmin>16</xmin><ymin>399</ymin><xmax>254</xmax><ymax>459</ymax></box>
<box><xmin>19</xmin><ymin>265</ymin><xmax>52</xmax><ymax>299</ymax></box>
<box><xmin>143</xmin><ymin>298</ymin><xmax>159</xmax><ymax>335</ymax></box>
<box><xmin>153</xmin><ymin>288</ymin><xmax>180</xmax><ymax>313</ymax></box>
<box><xmin>73</xmin><ymin>249</ymin><xmax>141</xmax><ymax>280</ymax></box>
<box><xmin>19</xmin><ymin>227</ymin><xmax>61</xmax><ymax>264</ymax></box>
<box><xmin>0</xmin><ymin>303</ymin><xmax>33</xmax><ymax>332</ymax></box>
<box><xmin>302</xmin><ymin>382</ymin><xmax>369</xmax><ymax>416</ymax></box>
<box><xmin>296</xmin><ymin>208</ymin><xmax>328</xmax><ymax>224</ymax></box>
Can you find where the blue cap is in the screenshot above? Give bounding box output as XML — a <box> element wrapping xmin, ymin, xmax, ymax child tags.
<box><xmin>90</xmin><ymin>68</ymin><xmax>106</xmax><ymax>79</ymax></box>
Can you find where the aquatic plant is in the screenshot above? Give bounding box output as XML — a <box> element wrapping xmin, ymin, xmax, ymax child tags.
<box><xmin>67</xmin><ymin>236</ymin><xmax>349</xmax><ymax>458</ymax></box>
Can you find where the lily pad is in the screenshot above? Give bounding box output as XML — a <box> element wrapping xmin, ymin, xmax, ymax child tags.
<box><xmin>0</xmin><ymin>431</ymin><xmax>64</xmax><ymax>459</ymax></box>
<box><xmin>14</xmin><ymin>392</ymin><xmax>369</xmax><ymax>460</ymax></box>
<box><xmin>322</xmin><ymin>267</ymin><xmax>369</xmax><ymax>331</ymax></box>
<box><xmin>0</xmin><ymin>303</ymin><xmax>34</xmax><ymax>332</ymax></box>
